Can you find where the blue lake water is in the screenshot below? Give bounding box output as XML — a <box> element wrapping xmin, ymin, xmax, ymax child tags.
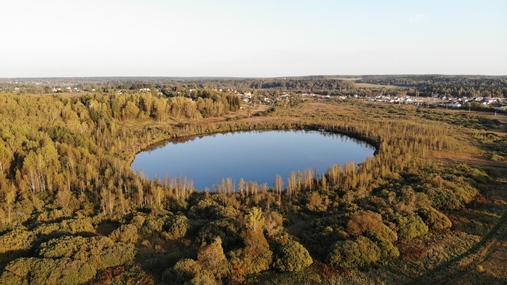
<box><xmin>131</xmin><ymin>130</ymin><xmax>375</xmax><ymax>191</ymax></box>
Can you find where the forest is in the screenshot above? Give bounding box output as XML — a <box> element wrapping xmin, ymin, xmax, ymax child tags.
<box><xmin>3</xmin><ymin>75</ymin><xmax>507</xmax><ymax>98</ymax></box>
<box><xmin>0</xmin><ymin>77</ymin><xmax>506</xmax><ymax>284</ymax></box>
<box><xmin>358</xmin><ymin>75</ymin><xmax>507</xmax><ymax>98</ymax></box>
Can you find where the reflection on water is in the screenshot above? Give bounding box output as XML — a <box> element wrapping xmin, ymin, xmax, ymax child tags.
<box><xmin>131</xmin><ymin>130</ymin><xmax>375</xmax><ymax>191</ymax></box>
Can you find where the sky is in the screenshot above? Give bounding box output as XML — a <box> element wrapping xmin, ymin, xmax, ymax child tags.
<box><xmin>1</xmin><ymin>0</ymin><xmax>506</xmax><ymax>78</ymax></box>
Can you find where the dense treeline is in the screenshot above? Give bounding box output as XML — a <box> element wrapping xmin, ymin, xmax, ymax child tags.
<box><xmin>359</xmin><ymin>75</ymin><xmax>507</xmax><ymax>98</ymax></box>
<box><xmin>0</xmin><ymin>91</ymin><xmax>240</xmax><ymax>223</ymax></box>
<box><xmin>182</xmin><ymin>77</ymin><xmax>356</xmax><ymax>94</ymax></box>
<box><xmin>0</xmin><ymin>89</ymin><xmax>499</xmax><ymax>284</ymax></box>
<box><xmin>4</xmin><ymin>75</ymin><xmax>506</xmax><ymax>99</ymax></box>
<box><xmin>1</xmin><ymin>77</ymin><xmax>355</xmax><ymax>96</ymax></box>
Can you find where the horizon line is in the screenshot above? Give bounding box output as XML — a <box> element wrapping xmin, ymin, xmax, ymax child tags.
<box><xmin>2</xmin><ymin>73</ymin><xmax>507</xmax><ymax>80</ymax></box>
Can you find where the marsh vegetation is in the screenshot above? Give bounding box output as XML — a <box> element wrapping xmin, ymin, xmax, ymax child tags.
<box><xmin>0</xmin><ymin>76</ymin><xmax>506</xmax><ymax>284</ymax></box>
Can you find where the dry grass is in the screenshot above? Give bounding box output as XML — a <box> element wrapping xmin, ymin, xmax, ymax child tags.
<box><xmin>330</xmin><ymin>77</ymin><xmax>363</xmax><ymax>81</ymax></box>
<box><xmin>353</xmin><ymin>82</ymin><xmax>401</xmax><ymax>89</ymax></box>
<box><xmin>327</xmin><ymin>77</ymin><xmax>402</xmax><ymax>89</ymax></box>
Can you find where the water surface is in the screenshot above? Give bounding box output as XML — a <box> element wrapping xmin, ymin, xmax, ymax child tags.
<box><xmin>131</xmin><ymin>130</ymin><xmax>375</xmax><ymax>190</ymax></box>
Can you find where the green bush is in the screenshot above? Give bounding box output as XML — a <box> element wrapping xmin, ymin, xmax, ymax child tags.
<box><xmin>418</xmin><ymin>207</ymin><xmax>452</xmax><ymax>230</ymax></box>
<box><xmin>188</xmin><ymin>198</ymin><xmax>222</xmax><ymax>219</ymax></box>
<box><xmin>195</xmin><ymin>218</ymin><xmax>241</xmax><ymax>249</ymax></box>
<box><xmin>187</xmin><ymin>274</ymin><xmax>218</xmax><ymax>285</ymax></box>
<box><xmin>0</xmin><ymin>227</ymin><xmax>35</xmax><ymax>263</ymax></box>
<box><xmin>163</xmin><ymin>258</ymin><xmax>202</xmax><ymax>285</ymax></box>
<box><xmin>426</xmin><ymin>186</ymin><xmax>463</xmax><ymax>210</ymax></box>
<box><xmin>242</xmin><ymin>236</ymin><xmax>273</xmax><ymax>275</ymax></box>
<box><xmin>130</xmin><ymin>215</ymin><xmax>146</xmax><ymax>228</ymax></box>
<box><xmin>142</xmin><ymin>216</ymin><xmax>167</xmax><ymax>235</ymax></box>
<box><xmin>62</xmin><ymin>218</ymin><xmax>95</xmax><ymax>234</ymax></box>
<box><xmin>273</xmin><ymin>240</ymin><xmax>313</xmax><ymax>272</ymax></box>
<box><xmin>163</xmin><ymin>214</ymin><xmax>190</xmax><ymax>240</ymax></box>
<box><xmin>109</xmin><ymin>224</ymin><xmax>139</xmax><ymax>244</ymax></box>
<box><xmin>355</xmin><ymin>236</ymin><xmax>381</xmax><ymax>266</ymax></box>
<box><xmin>328</xmin><ymin>240</ymin><xmax>359</xmax><ymax>268</ymax></box>
<box><xmin>39</xmin><ymin>235</ymin><xmax>136</xmax><ymax>270</ymax></box>
<box><xmin>398</xmin><ymin>215</ymin><xmax>429</xmax><ymax>240</ymax></box>
<box><xmin>33</xmin><ymin>218</ymin><xmax>95</xmax><ymax>238</ymax></box>
<box><xmin>424</xmin><ymin>174</ymin><xmax>479</xmax><ymax>211</ymax></box>
<box><xmin>489</xmin><ymin>153</ymin><xmax>505</xmax><ymax>161</ymax></box>
<box><xmin>36</xmin><ymin>209</ymin><xmax>67</xmax><ymax>222</ymax></box>
<box><xmin>371</xmin><ymin>233</ymin><xmax>400</xmax><ymax>262</ymax></box>
<box><xmin>327</xmin><ymin>236</ymin><xmax>381</xmax><ymax>268</ymax></box>
<box><xmin>0</xmin><ymin>257</ymin><xmax>96</xmax><ymax>285</ymax></box>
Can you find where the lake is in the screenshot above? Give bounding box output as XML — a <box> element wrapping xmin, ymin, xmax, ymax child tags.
<box><xmin>131</xmin><ymin>130</ymin><xmax>375</xmax><ymax>191</ymax></box>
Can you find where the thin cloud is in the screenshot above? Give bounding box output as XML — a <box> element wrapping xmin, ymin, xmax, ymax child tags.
<box><xmin>409</xmin><ymin>15</ymin><xmax>426</xmax><ymax>23</ymax></box>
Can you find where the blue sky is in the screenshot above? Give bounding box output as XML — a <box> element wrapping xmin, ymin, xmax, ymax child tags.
<box><xmin>1</xmin><ymin>0</ymin><xmax>506</xmax><ymax>77</ymax></box>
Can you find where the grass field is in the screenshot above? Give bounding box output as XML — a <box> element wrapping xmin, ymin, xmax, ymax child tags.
<box><xmin>353</xmin><ymin>82</ymin><xmax>402</xmax><ymax>89</ymax></box>
<box><xmin>332</xmin><ymin>77</ymin><xmax>403</xmax><ymax>89</ymax></box>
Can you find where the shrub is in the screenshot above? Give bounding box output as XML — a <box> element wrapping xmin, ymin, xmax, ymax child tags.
<box><xmin>347</xmin><ymin>210</ymin><xmax>397</xmax><ymax>242</ymax></box>
<box><xmin>418</xmin><ymin>207</ymin><xmax>452</xmax><ymax>230</ymax></box>
<box><xmin>163</xmin><ymin>258</ymin><xmax>203</xmax><ymax>285</ymax></box>
<box><xmin>197</xmin><ymin>237</ymin><xmax>226</xmax><ymax>271</ymax></box>
<box><xmin>130</xmin><ymin>215</ymin><xmax>146</xmax><ymax>228</ymax></box>
<box><xmin>110</xmin><ymin>224</ymin><xmax>139</xmax><ymax>244</ymax></box>
<box><xmin>241</xmin><ymin>207</ymin><xmax>273</xmax><ymax>274</ymax></box>
<box><xmin>62</xmin><ymin>218</ymin><xmax>95</xmax><ymax>234</ymax></box>
<box><xmin>36</xmin><ymin>209</ymin><xmax>67</xmax><ymax>222</ymax></box>
<box><xmin>371</xmin><ymin>233</ymin><xmax>400</xmax><ymax>262</ymax></box>
<box><xmin>0</xmin><ymin>227</ymin><xmax>35</xmax><ymax>263</ymax></box>
<box><xmin>243</xmin><ymin>233</ymin><xmax>273</xmax><ymax>274</ymax></box>
<box><xmin>273</xmin><ymin>240</ymin><xmax>313</xmax><ymax>272</ymax></box>
<box><xmin>142</xmin><ymin>216</ymin><xmax>167</xmax><ymax>235</ymax></box>
<box><xmin>187</xmin><ymin>274</ymin><xmax>217</xmax><ymax>285</ymax></box>
<box><xmin>489</xmin><ymin>153</ymin><xmax>505</xmax><ymax>161</ymax></box>
<box><xmin>33</xmin><ymin>218</ymin><xmax>95</xmax><ymax>238</ymax></box>
<box><xmin>476</xmin><ymin>264</ymin><xmax>485</xmax><ymax>273</ymax></box>
<box><xmin>424</xmin><ymin>174</ymin><xmax>479</xmax><ymax>211</ymax></box>
<box><xmin>398</xmin><ymin>215</ymin><xmax>429</xmax><ymax>240</ymax></box>
<box><xmin>426</xmin><ymin>186</ymin><xmax>463</xmax><ymax>210</ymax></box>
<box><xmin>195</xmin><ymin>218</ymin><xmax>241</xmax><ymax>249</ymax></box>
<box><xmin>328</xmin><ymin>240</ymin><xmax>360</xmax><ymax>268</ymax></box>
<box><xmin>197</xmin><ymin>237</ymin><xmax>230</xmax><ymax>280</ymax></box>
<box><xmin>264</xmin><ymin>210</ymin><xmax>284</xmax><ymax>238</ymax></box>
<box><xmin>327</xmin><ymin>236</ymin><xmax>381</xmax><ymax>268</ymax></box>
<box><xmin>188</xmin><ymin>198</ymin><xmax>222</xmax><ymax>219</ymax></box>
<box><xmin>305</xmin><ymin>191</ymin><xmax>329</xmax><ymax>212</ymax></box>
<box><xmin>39</xmin><ymin>235</ymin><xmax>136</xmax><ymax>270</ymax></box>
<box><xmin>0</xmin><ymin>257</ymin><xmax>96</xmax><ymax>285</ymax></box>
<box><xmin>163</xmin><ymin>214</ymin><xmax>190</xmax><ymax>240</ymax></box>
<box><xmin>355</xmin><ymin>236</ymin><xmax>381</xmax><ymax>266</ymax></box>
